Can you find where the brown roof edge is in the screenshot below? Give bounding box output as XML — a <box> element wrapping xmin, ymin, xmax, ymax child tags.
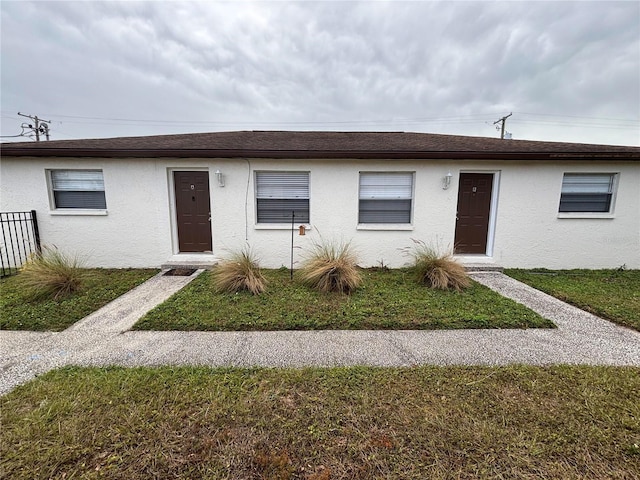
<box><xmin>2</xmin><ymin>147</ymin><xmax>639</xmax><ymax>160</ymax></box>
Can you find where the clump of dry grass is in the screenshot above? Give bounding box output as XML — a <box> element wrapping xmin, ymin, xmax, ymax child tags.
<box><xmin>212</xmin><ymin>248</ymin><xmax>266</xmax><ymax>295</ymax></box>
<box><xmin>297</xmin><ymin>239</ymin><xmax>361</xmax><ymax>294</ymax></box>
<box><xmin>16</xmin><ymin>246</ymin><xmax>86</xmax><ymax>300</ymax></box>
<box><xmin>404</xmin><ymin>239</ymin><xmax>470</xmax><ymax>292</ymax></box>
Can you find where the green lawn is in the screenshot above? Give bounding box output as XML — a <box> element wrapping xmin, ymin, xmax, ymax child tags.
<box><xmin>2</xmin><ymin>366</ymin><xmax>638</xmax><ymax>479</ymax></box>
<box><xmin>134</xmin><ymin>268</ymin><xmax>553</xmax><ymax>331</ymax></box>
<box><xmin>506</xmin><ymin>269</ymin><xmax>640</xmax><ymax>331</ymax></box>
<box><xmin>0</xmin><ymin>269</ymin><xmax>159</xmax><ymax>331</ymax></box>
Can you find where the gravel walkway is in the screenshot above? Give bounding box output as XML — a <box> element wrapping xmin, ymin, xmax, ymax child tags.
<box><xmin>2</xmin><ymin>271</ymin><xmax>639</xmax><ymax>395</ymax></box>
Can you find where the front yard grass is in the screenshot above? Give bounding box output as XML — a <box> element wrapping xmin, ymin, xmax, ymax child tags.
<box><xmin>1</xmin><ymin>365</ymin><xmax>638</xmax><ymax>479</ymax></box>
<box><xmin>0</xmin><ymin>269</ymin><xmax>159</xmax><ymax>331</ymax></box>
<box><xmin>134</xmin><ymin>268</ymin><xmax>553</xmax><ymax>331</ymax></box>
<box><xmin>506</xmin><ymin>269</ymin><xmax>640</xmax><ymax>331</ymax></box>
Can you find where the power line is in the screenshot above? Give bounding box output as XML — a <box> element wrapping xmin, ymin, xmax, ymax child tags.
<box><xmin>0</xmin><ymin>133</ymin><xmax>31</xmax><ymax>138</ymax></box>
<box><xmin>511</xmin><ymin>119</ymin><xmax>639</xmax><ymax>129</ymax></box>
<box><xmin>514</xmin><ymin>111</ymin><xmax>639</xmax><ymax>123</ymax></box>
<box><xmin>3</xmin><ymin>108</ymin><xmax>638</xmax><ymax>125</ymax></box>
<box><xmin>37</xmin><ymin>111</ymin><xmax>637</xmax><ymax>126</ymax></box>
<box><xmin>36</xmin><ymin>112</ymin><xmax>497</xmax><ymax>126</ymax></box>
<box><xmin>4</xmin><ymin>109</ymin><xmax>637</xmax><ymax>142</ymax></box>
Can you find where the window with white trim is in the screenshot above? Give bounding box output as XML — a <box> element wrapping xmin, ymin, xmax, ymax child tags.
<box><xmin>256</xmin><ymin>171</ymin><xmax>309</xmax><ymax>223</ymax></box>
<box><xmin>359</xmin><ymin>172</ymin><xmax>413</xmax><ymax>224</ymax></box>
<box><xmin>559</xmin><ymin>173</ymin><xmax>616</xmax><ymax>213</ymax></box>
<box><xmin>49</xmin><ymin>170</ymin><xmax>107</xmax><ymax>209</ymax></box>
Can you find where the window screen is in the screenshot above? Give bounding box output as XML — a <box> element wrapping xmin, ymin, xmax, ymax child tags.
<box><xmin>50</xmin><ymin>170</ymin><xmax>107</xmax><ymax>209</ymax></box>
<box><xmin>559</xmin><ymin>173</ymin><xmax>615</xmax><ymax>213</ymax></box>
<box><xmin>359</xmin><ymin>172</ymin><xmax>413</xmax><ymax>223</ymax></box>
<box><xmin>256</xmin><ymin>171</ymin><xmax>309</xmax><ymax>223</ymax></box>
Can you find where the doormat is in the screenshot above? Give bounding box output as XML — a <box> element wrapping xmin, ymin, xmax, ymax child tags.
<box><xmin>163</xmin><ymin>268</ymin><xmax>197</xmax><ymax>277</ymax></box>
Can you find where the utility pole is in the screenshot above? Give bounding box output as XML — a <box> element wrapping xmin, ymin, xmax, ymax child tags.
<box><xmin>493</xmin><ymin>112</ymin><xmax>512</xmax><ymax>139</ymax></box>
<box><xmin>17</xmin><ymin>112</ymin><xmax>51</xmax><ymax>141</ymax></box>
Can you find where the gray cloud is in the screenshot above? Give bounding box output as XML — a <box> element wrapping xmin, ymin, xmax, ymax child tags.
<box><xmin>1</xmin><ymin>1</ymin><xmax>638</xmax><ymax>145</ymax></box>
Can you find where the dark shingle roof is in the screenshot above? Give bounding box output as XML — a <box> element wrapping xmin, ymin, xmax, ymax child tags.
<box><xmin>2</xmin><ymin>130</ymin><xmax>639</xmax><ymax>160</ymax></box>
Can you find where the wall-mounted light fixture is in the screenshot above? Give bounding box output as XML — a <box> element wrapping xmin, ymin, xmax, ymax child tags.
<box><xmin>442</xmin><ymin>171</ymin><xmax>453</xmax><ymax>190</ymax></box>
<box><xmin>215</xmin><ymin>170</ymin><xmax>225</xmax><ymax>187</ymax></box>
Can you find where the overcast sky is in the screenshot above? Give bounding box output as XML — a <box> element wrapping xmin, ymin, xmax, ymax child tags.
<box><xmin>1</xmin><ymin>1</ymin><xmax>639</xmax><ymax>145</ymax></box>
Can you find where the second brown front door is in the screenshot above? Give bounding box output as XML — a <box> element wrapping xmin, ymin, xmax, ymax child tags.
<box><xmin>174</xmin><ymin>171</ymin><xmax>212</xmax><ymax>252</ymax></box>
<box><xmin>454</xmin><ymin>173</ymin><xmax>493</xmax><ymax>254</ymax></box>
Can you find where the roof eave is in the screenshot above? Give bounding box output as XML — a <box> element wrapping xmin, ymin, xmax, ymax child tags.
<box><xmin>1</xmin><ymin>147</ymin><xmax>638</xmax><ymax>161</ymax></box>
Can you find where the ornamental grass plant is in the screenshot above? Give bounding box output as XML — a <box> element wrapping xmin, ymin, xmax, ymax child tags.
<box><xmin>16</xmin><ymin>246</ymin><xmax>86</xmax><ymax>300</ymax></box>
<box><xmin>405</xmin><ymin>239</ymin><xmax>470</xmax><ymax>292</ymax></box>
<box><xmin>297</xmin><ymin>239</ymin><xmax>361</xmax><ymax>294</ymax></box>
<box><xmin>212</xmin><ymin>247</ymin><xmax>266</xmax><ymax>295</ymax></box>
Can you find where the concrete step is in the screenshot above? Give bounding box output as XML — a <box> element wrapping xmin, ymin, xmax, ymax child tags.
<box><xmin>161</xmin><ymin>260</ymin><xmax>219</xmax><ymax>271</ymax></box>
<box><xmin>463</xmin><ymin>263</ymin><xmax>504</xmax><ymax>273</ymax></box>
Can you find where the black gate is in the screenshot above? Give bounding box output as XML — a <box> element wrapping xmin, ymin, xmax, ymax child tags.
<box><xmin>1</xmin><ymin>210</ymin><xmax>41</xmax><ymax>277</ymax></box>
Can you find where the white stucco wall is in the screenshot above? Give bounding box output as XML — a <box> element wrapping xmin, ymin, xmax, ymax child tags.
<box><xmin>0</xmin><ymin>157</ymin><xmax>173</xmax><ymax>268</ymax></box>
<box><xmin>491</xmin><ymin>161</ymin><xmax>640</xmax><ymax>269</ymax></box>
<box><xmin>1</xmin><ymin>156</ymin><xmax>638</xmax><ymax>269</ymax></box>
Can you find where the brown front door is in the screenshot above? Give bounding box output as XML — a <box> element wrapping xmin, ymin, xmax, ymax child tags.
<box><xmin>174</xmin><ymin>171</ymin><xmax>212</xmax><ymax>252</ymax></box>
<box><xmin>454</xmin><ymin>173</ymin><xmax>493</xmax><ymax>254</ymax></box>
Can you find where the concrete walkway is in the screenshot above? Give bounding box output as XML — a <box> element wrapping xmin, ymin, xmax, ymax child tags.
<box><xmin>2</xmin><ymin>270</ymin><xmax>639</xmax><ymax>395</ymax></box>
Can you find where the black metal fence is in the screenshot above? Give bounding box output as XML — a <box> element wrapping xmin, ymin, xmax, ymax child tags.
<box><xmin>1</xmin><ymin>210</ymin><xmax>41</xmax><ymax>277</ymax></box>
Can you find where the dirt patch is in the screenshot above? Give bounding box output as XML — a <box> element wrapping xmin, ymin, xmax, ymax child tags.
<box><xmin>163</xmin><ymin>268</ymin><xmax>197</xmax><ymax>277</ymax></box>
